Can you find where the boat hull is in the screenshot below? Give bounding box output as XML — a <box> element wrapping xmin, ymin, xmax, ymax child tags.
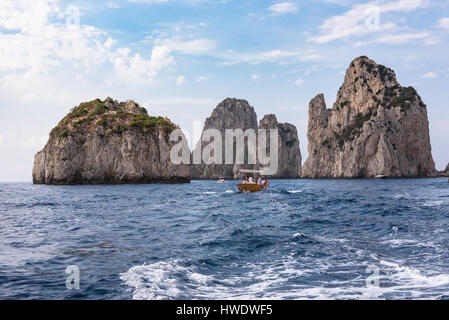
<box><xmin>238</xmin><ymin>184</ymin><xmax>262</xmax><ymax>192</ymax></box>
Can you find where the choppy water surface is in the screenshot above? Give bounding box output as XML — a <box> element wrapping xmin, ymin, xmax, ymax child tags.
<box><xmin>0</xmin><ymin>179</ymin><xmax>449</xmax><ymax>299</ymax></box>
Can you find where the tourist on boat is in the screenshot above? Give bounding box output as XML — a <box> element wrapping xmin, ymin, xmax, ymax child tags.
<box><xmin>257</xmin><ymin>176</ymin><xmax>262</xmax><ymax>186</ymax></box>
<box><xmin>248</xmin><ymin>176</ymin><xmax>255</xmax><ymax>184</ymax></box>
<box><xmin>243</xmin><ymin>177</ymin><xmax>249</xmax><ymax>184</ymax></box>
<box><xmin>259</xmin><ymin>177</ymin><xmax>269</xmax><ymax>187</ymax></box>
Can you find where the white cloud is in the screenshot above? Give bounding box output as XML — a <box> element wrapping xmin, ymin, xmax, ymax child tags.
<box><xmin>176</xmin><ymin>75</ymin><xmax>186</xmax><ymax>86</ymax></box>
<box><xmin>0</xmin><ymin>0</ymin><xmax>176</xmax><ymax>86</ymax></box>
<box><xmin>129</xmin><ymin>0</ymin><xmax>169</xmax><ymax>3</ymax></box>
<box><xmin>196</xmin><ymin>76</ymin><xmax>207</xmax><ymax>82</ymax></box>
<box><xmin>0</xmin><ymin>133</ymin><xmax>6</xmax><ymax>145</ymax></box>
<box><xmin>111</xmin><ymin>45</ymin><xmax>174</xmax><ymax>82</ymax></box>
<box><xmin>104</xmin><ymin>37</ymin><xmax>117</xmax><ymax>49</ymax></box>
<box><xmin>219</xmin><ymin>49</ymin><xmax>321</xmax><ymax>65</ymax></box>
<box><xmin>0</xmin><ymin>1</ymin><xmax>108</xmax><ymax>74</ymax></box>
<box><xmin>294</xmin><ymin>78</ymin><xmax>304</xmax><ymax>87</ymax></box>
<box><xmin>157</xmin><ymin>38</ymin><xmax>216</xmax><ymax>55</ymax></box>
<box><xmin>309</xmin><ymin>0</ymin><xmax>430</xmax><ymax>43</ymax></box>
<box><xmin>145</xmin><ymin>97</ymin><xmax>216</xmax><ymax>106</ymax></box>
<box><xmin>268</xmin><ymin>2</ymin><xmax>299</xmax><ymax>15</ymax></box>
<box><xmin>251</xmin><ymin>74</ymin><xmax>260</xmax><ymax>80</ymax></box>
<box><xmin>354</xmin><ymin>32</ymin><xmax>432</xmax><ymax>46</ymax></box>
<box><xmin>437</xmin><ymin>17</ymin><xmax>449</xmax><ymax>31</ymax></box>
<box><xmin>106</xmin><ymin>3</ymin><xmax>121</xmax><ymax>9</ymax></box>
<box><xmin>421</xmin><ymin>72</ymin><xmax>438</xmax><ymax>79</ymax></box>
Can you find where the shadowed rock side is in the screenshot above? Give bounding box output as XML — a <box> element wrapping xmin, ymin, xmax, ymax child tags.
<box><xmin>258</xmin><ymin>114</ymin><xmax>302</xmax><ymax>178</ymax></box>
<box><xmin>191</xmin><ymin>98</ymin><xmax>258</xmax><ymax>179</ymax></box>
<box><xmin>302</xmin><ymin>56</ymin><xmax>436</xmax><ymax>178</ymax></box>
<box><xmin>445</xmin><ymin>163</ymin><xmax>449</xmax><ymax>176</ymax></box>
<box><xmin>33</xmin><ymin>98</ymin><xmax>191</xmax><ymax>184</ymax></box>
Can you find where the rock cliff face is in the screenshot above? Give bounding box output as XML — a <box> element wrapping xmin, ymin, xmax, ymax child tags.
<box><xmin>191</xmin><ymin>99</ymin><xmax>303</xmax><ymax>179</ymax></box>
<box><xmin>191</xmin><ymin>98</ymin><xmax>258</xmax><ymax>179</ymax></box>
<box><xmin>258</xmin><ymin>114</ymin><xmax>302</xmax><ymax>178</ymax></box>
<box><xmin>445</xmin><ymin>163</ymin><xmax>449</xmax><ymax>176</ymax></box>
<box><xmin>33</xmin><ymin>98</ymin><xmax>190</xmax><ymax>184</ymax></box>
<box><xmin>302</xmin><ymin>56</ymin><xmax>436</xmax><ymax>178</ymax></box>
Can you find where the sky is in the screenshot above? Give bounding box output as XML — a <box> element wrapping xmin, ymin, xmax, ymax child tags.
<box><xmin>0</xmin><ymin>0</ymin><xmax>448</xmax><ymax>181</ymax></box>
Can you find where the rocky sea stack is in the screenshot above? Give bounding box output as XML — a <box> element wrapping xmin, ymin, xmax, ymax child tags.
<box><xmin>302</xmin><ymin>56</ymin><xmax>436</xmax><ymax>178</ymax></box>
<box><xmin>191</xmin><ymin>98</ymin><xmax>302</xmax><ymax>179</ymax></box>
<box><xmin>33</xmin><ymin>98</ymin><xmax>190</xmax><ymax>184</ymax></box>
<box><xmin>191</xmin><ymin>98</ymin><xmax>258</xmax><ymax>179</ymax></box>
<box><xmin>258</xmin><ymin>114</ymin><xmax>302</xmax><ymax>178</ymax></box>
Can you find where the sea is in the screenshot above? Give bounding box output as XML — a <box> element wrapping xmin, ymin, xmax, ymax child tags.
<box><xmin>0</xmin><ymin>178</ymin><xmax>449</xmax><ymax>300</ymax></box>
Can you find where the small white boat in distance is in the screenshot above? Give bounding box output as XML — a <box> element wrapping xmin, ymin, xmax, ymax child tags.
<box><xmin>217</xmin><ymin>177</ymin><xmax>225</xmax><ymax>183</ymax></box>
<box><xmin>375</xmin><ymin>175</ymin><xmax>387</xmax><ymax>180</ymax></box>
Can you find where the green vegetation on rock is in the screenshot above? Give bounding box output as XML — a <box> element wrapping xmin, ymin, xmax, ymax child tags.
<box><xmin>88</xmin><ymin>103</ymin><xmax>108</xmax><ymax>119</ymax></box>
<box><xmin>112</xmin><ymin>125</ymin><xmax>129</xmax><ymax>134</ymax></box>
<box><xmin>58</xmin><ymin>129</ymin><xmax>69</xmax><ymax>138</ymax></box>
<box><xmin>388</xmin><ymin>86</ymin><xmax>419</xmax><ymax>112</ymax></box>
<box><xmin>131</xmin><ymin>114</ymin><xmax>175</xmax><ymax>132</ymax></box>
<box><xmin>50</xmin><ymin>98</ymin><xmax>177</xmax><ymax>139</ymax></box>
<box><xmin>71</xmin><ymin>105</ymin><xmax>89</xmax><ymax>118</ymax></box>
<box><xmin>334</xmin><ymin>110</ymin><xmax>374</xmax><ymax>150</ymax></box>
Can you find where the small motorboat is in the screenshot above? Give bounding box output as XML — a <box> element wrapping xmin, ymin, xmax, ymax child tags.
<box><xmin>217</xmin><ymin>178</ymin><xmax>225</xmax><ymax>183</ymax></box>
<box><xmin>237</xmin><ymin>169</ymin><xmax>269</xmax><ymax>193</ymax></box>
<box><xmin>375</xmin><ymin>175</ymin><xmax>387</xmax><ymax>180</ymax></box>
<box><xmin>238</xmin><ymin>183</ymin><xmax>262</xmax><ymax>192</ymax></box>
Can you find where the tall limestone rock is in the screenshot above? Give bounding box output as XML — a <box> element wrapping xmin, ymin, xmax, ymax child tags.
<box><xmin>445</xmin><ymin>163</ymin><xmax>449</xmax><ymax>176</ymax></box>
<box><xmin>302</xmin><ymin>56</ymin><xmax>436</xmax><ymax>178</ymax></box>
<box><xmin>258</xmin><ymin>114</ymin><xmax>302</xmax><ymax>178</ymax></box>
<box><xmin>191</xmin><ymin>98</ymin><xmax>258</xmax><ymax>179</ymax></box>
<box><xmin>33</xmin><ymin>98</ymin><xmax>190</xmax><ymax>184</ymax></box>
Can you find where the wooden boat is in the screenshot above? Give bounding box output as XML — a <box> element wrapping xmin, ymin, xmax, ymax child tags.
<box><xmin>237</xmin><ymin>169</ymin><xmax>268</xmax><ymax>193</ymax></box>
<box><xmin>238</xmin><ymin>183</ymin><xmax>262</xmax><ymax>192</ymax></box>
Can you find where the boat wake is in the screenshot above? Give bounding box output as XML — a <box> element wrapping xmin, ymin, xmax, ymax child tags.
<box><xmin>120</xmin><ymin>256</ymin><xmax>449</xmax><ymax>300</ymax></box>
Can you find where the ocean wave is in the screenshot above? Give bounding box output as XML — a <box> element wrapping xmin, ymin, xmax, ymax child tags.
<box><xmin>120</xmin><ymin>257</ymin><xmax>305</xmax><ymax>300</ymax></box>
<box><xmin>422</xmin><ymin>200</ymin><xmax>444</xmax><ymax>207</ymax></box>
<box><xmin>379</xmin><ymin>260</ymin><xmax>449</xmax><ymax>296</ymax></box>
<box><xmin>3</xmin><ymin>179</ymin><xmax>449</xmax><ymax>299</ymax></box>
<box><xmin>120</xmin><ymin>257</ymin><xmax>449</xmax><ymax>300</ymax></box>
<box><xmin>382</xmin><ymin>239</ymin><xmax>438</xmax><ymax>249</ymax></box>
<box><xmin>120</xmin><ymin>260</ymin><xmax>213</xmax><ymax>300</ymax></box>
<box><xmin>292</xmin><ymin>233</ymin><xmax>305</xmax><ymax>238</ymax></box>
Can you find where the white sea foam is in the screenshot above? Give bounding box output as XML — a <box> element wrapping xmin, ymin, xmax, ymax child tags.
<box><xmin>422</xmin><ymin>200</ymin><xmax>444</xmax><ymax>207</ymax></box>
<box><xmin>287</xmin><ymin>190</ymin><xmax>302</xmax><ymax>194</ymax></box>
<box><xmin>120</xmin><ymin>260</ymin><xmax>214</xmax><ymax>300</ymax></box>
<box><xmin>202</xmin><ymin>192</ymin><xmax>217</xmax><ymax>195</ymax></box>
<box><xmin>393</xmin><ymin>193</ymin><xmax>411</xmax><ymax>199</ymax></box>
<box><xmin>120</xmin><ymin>257</ymin><xmax>308</xmax><ymax>300</ymax></box>
<box><xmin>120</xmin><ymin>256</ymin><xmax>449</xmax><ymax>300</ymax></box>
<box><xmin>379</xmin><ymin>260</ymin><xmax>449</xmax><ymax>292</ymax></box>
<box><xmin>383</xmin><ymin>239</ymin><xmax>438</xmax><ymax>249</ymax></box>
<box><xmin>384</xmin><ymin>239</ymin><xmax>417</xmax><ymax>246</ymax></box>
<box><xmin>292</xmin><ymin>233</ymin><xmax>305</xmax><ymax>238</ymax></box>
<box><xmin>225</xmin><ymin>190</ymin><xmax>234</xmax><ymax>193</ymax></box>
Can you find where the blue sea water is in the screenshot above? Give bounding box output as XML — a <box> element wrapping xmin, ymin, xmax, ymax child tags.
<box><xmin>0</xmin><ymin>179</ymin><xmax>449</xmax><ymax>300</ymax></box>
